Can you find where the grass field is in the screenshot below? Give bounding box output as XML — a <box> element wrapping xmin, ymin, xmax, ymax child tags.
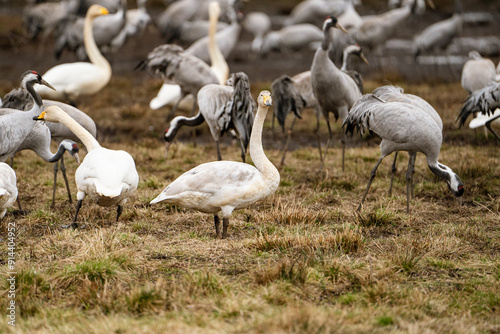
<box><xmin>0</xmin><ymin>78</ymin><xmax>498</xmax><ymax>333</ymax></box>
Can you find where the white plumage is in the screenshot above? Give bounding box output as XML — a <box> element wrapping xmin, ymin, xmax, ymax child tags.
<box><xmin>34</xmin><ymin>106</ymin><xmax>139</xmax><ymax>228</ymax></box>
<box><xmin>461</xmin><ymin>50</ymin><xmax>496</xmax><ymax>94</ymax></box>
<box><xmin>0</xmin><ymin>163</ymin><xmax>18</xmax><ymax>220</ymax></box>
<box><xmin>151</xmin><ymin>91</ymin><xmax>279</xmax><ymax>239</ymax></box>
<box><xmin>35</xmin><ymin>5</ymin><xmax>111</xmax><ymax>104</ymax></box>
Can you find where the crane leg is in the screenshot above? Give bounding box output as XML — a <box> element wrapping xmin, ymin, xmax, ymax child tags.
<box><xmin>358</xmin><ymin>156</ymin><xmax>385</xmax><ymax>211</ymax></box>
<box><xmin>341</xmin><ymin>132</ymin><xmax>346</xmax><ymax>172</ymax></box>
<box><xmin>279</xmin><ymin>117</ymin><xmax>297</xmax><ymax>168</ymax></box>
<box><xmin>167</xmin><ymin>98</ymin><xmax>182</xmax><ymax>122</ymax></box>
<box><xmin>214</xmin><ymin>215</ymin><xmax>221</xmax><ymax>237</ymax></box>
<box><xmin>320</xmin><ymin>119</ymin><xmax>333</xmax><ymax>170</ymax></box>
<box><xmin>221</xmin><ymin>217</ymin><xmax>230</xmax><ymax>239</ymax></box>
<box><xmin>485</xmin><ymin>115</ymin><xmax>500</xmax><ymax>142</ymax></box>
<box><xmin>389</xmin><ymin>151</ymin><xmax>398</xmax><ymax>197</ymax></box>
<box><xmin>239</xmin><ymin>139</ymin><xmax>246</xmax><ymax>163</ymax></box>
<box><xmin>116</xmin><ymin>205</ymin><xmax>123</xmax><ymax>222</ymax></box>
<box><xmin>405</xmin><ymin>153</ymin><xmax>417</xmax><ymax>214</ymax></box>
<box><xmin>59</xmin><ymin>157</ymin><xmax>73</xmax><ymax>204</ymax></box>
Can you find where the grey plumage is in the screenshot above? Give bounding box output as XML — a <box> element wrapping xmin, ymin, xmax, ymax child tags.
<box><xmin>164</xmin><ymin>72</ymin><xmax>255</xmax><ymax>162</ymax></box>
<box><xmin>343</xmin><ymin>92</ymin><xmax>464</xmax><ymax>212</ymax></box>
<box><xmin>311</xmin><ymin>16</ymin><xmax>356</xmax><ymax>170</ymax></box>
<box><xmin>260</xmin><ymin>24</ymin><xmax>323</xmax><ymax>56</ymax></box>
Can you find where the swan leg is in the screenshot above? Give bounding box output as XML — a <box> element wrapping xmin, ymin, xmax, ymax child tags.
<box><xmin>216</xmin><ymin>141</ymin><xmax>222</xmax><ymax>161</ymax></box>
<box><xmin>116</xmin><ymin>205</ymin><xmax>123</xmax><ymax>222</ymax></box>
<box><xmin>389</xmin><ymin>151</ymin><xmax>398</xmax><ymax>197</ymax></box>
<box><xmin>358</xmin><ymin>156</ymin><xmax>385</xmax><ymax>211</ymax></box>
<box><xmin>214</xmin><ymin>215</ymin><xmax>221</xmax><ymax>237</ymax></box>
<box><xmin>62</xmin><ymin>200</ymin><xmax>83</xmax><ymax>229</ymax></box>
<box><xmin>279</xmin><ymin>117</ymin><xmax>297</xmax><ymax>168</ymax></box>
<box><xmin>221</xmin><ymin>217</ymin><xmax>230</xmax><ymax>239</ymax></box>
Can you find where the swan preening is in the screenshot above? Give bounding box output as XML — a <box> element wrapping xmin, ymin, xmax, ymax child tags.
<box><xmin>34</xmin><ymin>106</ymin><xmax>139</xmax><ymax>228</ymax></box>
<box><xmin>151</xmin><ymin>91</ymin><xmax>279</xmax><ymax>239</ymax></box>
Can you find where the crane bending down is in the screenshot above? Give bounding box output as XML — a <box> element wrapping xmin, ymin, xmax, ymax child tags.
<box><xmin>457</xmin><ymin>81</ymin><xmax>500</xmax><ymax>142</ymax></box>
<box><xmin>164</xmin><ymin>72</ymin><xmax>255</xmax><ymax>162</ymax></box>
<box><xmin>343</xmin><ymin>93</ymin><xmax>464</xmax><ymax>213</ymax></box>
<box><xmin>150</xmin><ymin>91</ymin><xmax>279</xmax><ymax>239</ymax></box>
<box><xmin>370</xmin><ymin>85</ymin><xmax>443</xmax><ymax>198</ymax></box>
<box><xmin>34</xmin><ymin>106</ymin><xmax>139</xmax><ymax>229</ymax></box>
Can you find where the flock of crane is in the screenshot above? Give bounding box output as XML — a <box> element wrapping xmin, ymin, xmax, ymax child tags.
<box><xmin>0</xmin><ymin>0</ymin><xmax>499</xmax><ymax>239</ymax></box>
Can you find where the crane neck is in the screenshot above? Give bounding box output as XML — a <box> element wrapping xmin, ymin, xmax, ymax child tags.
<box><xmin>55</xmin><ymin>110</ymin><xmax>101</xmax><ymax>152</ymax></box>
<box><xmin>25</xmin><ymin>80</ymin><xmax>43</xmax><ymax>108</ymax></box>
<box><xmin>321</xmin><ymin>26</ymin><xmax>331</xmax><ymax>51</ymax></box>
<box><xmin>249</xmin><ymin>103</ymin><xmax>279</xmax><ymax>187</ymax></box>
<box><xmin>46</xmin><ymin>141</ymin><xmax>72</xmax><ymax>163</ymax></box>
<box><xmin>84</xmin><ymin>13</ymin><xmax>111</xmax><ymax>72</ymax></box>
<box><xmin>165</xmin><ymin>112</ymin><xmax>205</xmax><ymax>142</ymax></box>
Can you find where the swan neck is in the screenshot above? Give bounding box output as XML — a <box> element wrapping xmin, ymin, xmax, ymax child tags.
<box><xmin>57</xmin><ymin>111</ymin><xmax>101</xmax><ymax>151</ymax></box>
<box><xmin>208</xmin><ymin>9</ymin><xmax>229</xmax><ymax>84</ymax></box>
<box><xmin>249</xmin><ymin>104</ymin><xmax>279</xmax><ymax>182</ymax></box>
<box><xmin>84</xmin><ymin>13</ymin><xmax>110</xmax><ymax>71</ymax></box>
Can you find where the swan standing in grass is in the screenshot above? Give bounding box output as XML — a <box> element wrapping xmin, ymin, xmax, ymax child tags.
<box><xmin>35</xmin><ymin>5</ymin><xmax>111</xmax><ymax>104</ymax></box>
<box><xmin>34</xmin><ymin>106</ymin><xmax>139</xmax><ymax>228</ymax></box>
<box><xmin>0</xmin><ymin>163</ymin><xmax>18</xmax><ymax>220</ymax></box>
<box><xmin>151</xmin><ymin>91</ymin><xmax>279</xmax><ymax>239</ymax></box>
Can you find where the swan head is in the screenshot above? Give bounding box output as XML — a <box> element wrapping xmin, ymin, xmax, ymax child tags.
<box><xmin>209</xmin><ymin>1</ymin><xmax>221</xmax><ymax>20</ymax></box>
<box><xmin>258</xmin><ymin>90</ymin><xmax>272</xmax><ymax>107</ymax></box>
<box><xmin>87</xmin><ymin>4</ymin><xmax>109</xmax><ymax>19</ymax></box>
<box><xmin>21</xmin><ymin>70</ymin><xmax>55</xmax><ymax>91</ymax></box>
<box><xmin>33</xmin><ymin>105</ymin><xmax>65</xmax><ymax>123</ymax></box>
<box><xmin>60</xmin><ymin>139</ymin><xmax>81</xmax><ymax>165</ymax></box>
<box><xmin>323</xmin><ymin>16</ymin><xmax>348</xmax><ymax>34</ymax></box>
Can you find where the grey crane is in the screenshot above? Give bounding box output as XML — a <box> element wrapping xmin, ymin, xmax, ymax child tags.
<box><xmin>413</xmin><ymin>0</ymin><xmax>463</xmax><ymax>58</ymax></box>
<box><xmin>54</xmin><ymin>0</ymin><xmax>126</xmax><ymax>60</ymax></box>
<box><xmin>370</xmin><ymin>85</ymin><xmax>443</xmax><ymax>198</ymax></box>
<box><xmin>461</xmin><ymin>50</ymin><xmax>496</xmax><ymax>95</ymax></box>
<box><xmin>0</xmin><ymin>71</ymin><xmax>55</xmax><ymax>162</ymax></box>
<box><xmin>343</xmin><ymin>93</ymin><xmax>464</xmax><ymax>213</ymax></box>
<box><xmin>164</xmin><ymin>72</ymin><xmax>255</xmax><ymax>162</ymax></box>
<box><xmin>272</xmin><ymin>43</ymin><xmax>368</xmax><ymax>167</ymax></box>
<box><xmin>457</xmin><ymin>81</ymin><xmax>500</xmax><ymax>142</ymax></box>
<box><xmin>311</xmin><ymin>16</ymin><xmax>355</xmax><ymax>171</ymax></box>
<box><xmin>1</xmin><ymin>85</ymin><xmax>97</xmax><ymax>206</ymax></box>
<box><xmin>284</xmin><ymin>0</ymin><xmax>346</xmax><ymax>26</ymax></box>
<box><xmin>138</xmin><ymin>44</ymin><xmax>219</xmax><ymax>118</ymax></box>
<box><xmin>156</xmin><ymin>0</ymin><xmax>203</xmax><ymax>43</ymax></box>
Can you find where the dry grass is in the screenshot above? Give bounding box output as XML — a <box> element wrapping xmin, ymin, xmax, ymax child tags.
<box><xmin>0</xmin><ymin>78</ymin><xmax>498</xmax><ymax>333</ymax></box>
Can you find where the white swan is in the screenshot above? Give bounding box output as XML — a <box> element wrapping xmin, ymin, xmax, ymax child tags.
<box><xmin>34</xmin><ymin>106</ymin><xmax>139</xmax><ymax>228</ymax></box>
<box><xmin>150</xmin><ymin>91</ymin><xmax>279</xmax><ymax>239</ymax></box>
<box><xmin>0</xmin><ymin>163</ymin><xmax>18</xmax><ymax>220</ymax></box>
<box><xmin>149</xmin><ymin>1</ymin><xmax>229</xmax><ymax>112</ymax></box>
<box><xmin>35</xmin><ymin>5</ymin><xmax>111</xmax><ymax>104</ymax></box>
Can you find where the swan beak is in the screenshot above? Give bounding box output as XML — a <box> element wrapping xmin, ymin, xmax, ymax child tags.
<box><xmin>335</xmin><ymin>22</ymin><xmax>349</xmax><ymax>34</ymax></box>
<box><xmin>360</xmin><ymin>53</ymin><xmax>369</xmax><ymax>65</ymax></box>
<box><xmin>165</xmin><ymin>141</ymin><xmax>172</xmax><ymax>159</ymax></box>
<box><xmin>33</xmin><ymin>111</ymin><xmax>46</xmax><ymax>120</ymax></box>
<box><xmin>101</xmin><ymin>8</ymin><xmax>109</xmax><ymax>15</ymax></box>
<box><xmin>72</xmin><ymin>152</ymin><xmax>81</xmax><ymax>165</ymax></box>
<box><xmin>41</xmin><ymin>79</ymin><xmax>56</xmax><ymax>91</ymax></box>
<box><xmin>263</xmin><ymin>95</ymin><xmax>272</xmax><ymax>107</ymax></box>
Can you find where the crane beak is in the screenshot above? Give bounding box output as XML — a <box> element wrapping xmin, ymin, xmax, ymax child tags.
<box><xmin>360</xmin><ymin>53</ymin><xmax>369</xmax><ymax>65</ymax></box>
<box><xmin>426</xmin><ymin>0</ymin><xmax>435</xmax><ymax>10</ymax></box>
<box><xmin>456</xmin><ymin>196</ymin><xmax>463</xmax><ymax>210</ymax></box>
<box><xmin>33</xmin><ymin>111</ymin><xmax>46</xmax><ymax>120</ymax></box>
<box><xmin>335</xmin><ymin>22</ymin><xmax>349</xmax><ymax>34</ymax></box>
<box><xmin>41</xmin><ymin>79</ymin><xmax>56</xmax><ymax>91</ymax></box>
<box><xmin>72</xmin><ymin>152</ymin><xmax>81</xmax><ymax>165</ymax></box>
